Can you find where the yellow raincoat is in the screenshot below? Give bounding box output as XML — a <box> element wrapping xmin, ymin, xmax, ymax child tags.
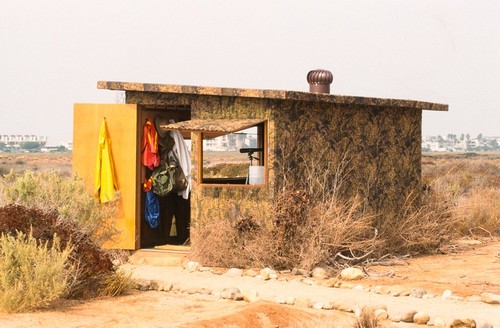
<box><xmin>94</xmin><ymin>119</ymin><xmax>118</xmax><ymax>203</ymax></box>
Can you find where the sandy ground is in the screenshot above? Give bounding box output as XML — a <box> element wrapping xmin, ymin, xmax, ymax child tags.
<box><xmin>0</xmin><ymin>239</ymin><xmax>498</xmax><ymax>328</ymax></box>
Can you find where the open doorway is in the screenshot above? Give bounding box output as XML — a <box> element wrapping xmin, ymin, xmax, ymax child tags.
<box><xmin>139</xmin><ymin>105</ymin><xmax>191</xmax><ymax>249</ymax></box>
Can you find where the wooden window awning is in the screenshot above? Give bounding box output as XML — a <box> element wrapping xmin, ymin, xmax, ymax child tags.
<box><xmin>159</xmin><ymin>118</ymin><xmax>265</xmax><ymax>138</ymax></box>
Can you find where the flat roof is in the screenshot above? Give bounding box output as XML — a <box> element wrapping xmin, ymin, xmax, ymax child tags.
<box><xmin>97</xmin><ymin>81</ymin><xmax>448</xmax><ymax>111</ymax></box>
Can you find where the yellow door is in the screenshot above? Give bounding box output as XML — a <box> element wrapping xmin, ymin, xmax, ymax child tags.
<box><xmin>73</xmin><ymin>103</ymin><xmax>140</xmax><ymax>249</ymax></box>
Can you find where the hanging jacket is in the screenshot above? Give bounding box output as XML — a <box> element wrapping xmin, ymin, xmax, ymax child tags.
<box><xmin>141</xmin><ymin>119</ymin><xmax>160</xmax><ymax>170</ymax></box>
<box><xmin>94</xmin><ymin>119</ymin><xmax>118</xmax><ymax>203</ymax></box>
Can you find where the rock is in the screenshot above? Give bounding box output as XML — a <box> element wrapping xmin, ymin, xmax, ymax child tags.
<box><xmin>269</xmin><ymin>272</ymin><xmax>278</xmax><ymax>280</ymax></box>
<box><xmin>311</xmin><ymin>267</ymin><xmax>328</xmax><ymax>279</ymax></box>
<box><xmin>312</xmin><ymin>302</ymin><xmax>324</xmax><ymax>310</ymax></box>
<box><xmin>334</xmin><ymin>303</ymin><xmax>353</xmax><ymax>313</ymax></box>
<box><xmin>199</xmin><ymin>288</ymin><xmax>211</xmax><ymax>295</ymax></box>
<box><xmin>433</xmin><ymin>317</ymin><xmax>447</xmax><ymax>327</ymax></box>
<box><xmin>149</xmin><ymin>280</ymin><xmax>160</xmax><ymax>290</ymax></box>
<box><xmin>136</xmin><ymin>280</ymin><xmax>150</xmax><ymax>291</ymax></box>
<box><xmin>374</xmin><ymin>285</ymin><xmax>391</xmax><ymax>295</ymax></box>
<box><xmin>477</xmin><ymin>322</ymin><xmax>493</xmax><ymax>328</ymax></box>
<box><xmin>442</xmin><ymin>289</ymin><xmax>453</xmax><ymax>299</ymax></box>
<box><xmin>465</xmin><ymin>295</ymin><xmax>483</xmax><ymax>302</ymax></box>
<box><xmin>481</xmin><ymin>292</ymin><xmax>500</xmax><ymax>304</ymax></box>
<box><xmin>322</xmin><ymin>302</ymin><xmax>334</xmax><ymax>310</ymax></box>
<box><xmin>274</xmin><ymin>297</ymin><xmax>286</xmax><ymax>304</ymax></box>
<box><xmin>353</xmin><ymin>285</ymin><xmax>364</xmax><ymax>291</ymax></box>
<box><xmin>285</xmin><ymin>296</ymin><xmax>295</xmax><ymax>305</ymax></box>
<box><xmin>374</xmin><ymin>309</ymin><xmax>389</xmax><ymax>320</ymax></box>
<box><xmin>301</xmin><ymin>278</ymin><xmax>314</xmax><ymax>285</ymax></box>
<box><xmin>242</xmin><ymin>289</ymin><xmax>259</xmax><ymax>303</ymax></box>
<box><xmin>450</xmin><ymin>318</ymin><xmax>477</xmax><ymax>328</ymax></box>
<box><xmin>340</xmin><ymin>267</ymin><xmax>364</xmax><ymax>280</ymax></box>
<box><xmin>413</xmin><ymin>312</ymin><xmax>430</xmax><ymax>325</ymax></box>
<box><xmin>339</xmin><ymin>282</ymin><xmax>354</xmax><ymax>289</ymax></box>
<box><xmin>185</xmin><ymin>287</ymin><xmax>198</xmax><ymax>295</ymax></box>
<box><xmin>224</xmin><ymin>268</ymin><xmax>243</xmax><ymax>277</ymax></box>
<box><xmin>409</xmin><ymin>288</ymin><xmax>427</xmax><ymax>298</ymax></box>
<box><xmin>422</xmin><ymin>294</ymin><xmax>436</xmax><ymax>299</ymax></box>
<box><xmin>220</xmin><ymin>287</ymin><xmax>241</xmax><ymax>300</ymax></box>
<box><xmin>401</xmin><ymin>310</ymin><xmax>418</xmax><ymax>323</ymax></box>
<box><xmin>260</xmin><ymin>267</ymin><xmax>276</xmax><ymax>280</ymax></box>
<box><xmin>158</xmin><ymin>282</ymin><xmax>173</xmax><ymax>292</ymax></box>
<box><xmin>292</xmin><ymin>268</ymin><xmax>309</xmax><ymax>276</ymax></box>
<box><xmin>321</xmin><ymin>278</ymin><xmax>338</xmax><ymax>288</ymax></box>
<box><xmin>243</xmin><ymin>268</ymin><xmax>258</xmax><ymax>277</ymax></box>
<box><xmin>186</xmin><ymin>261</ymin><xmax>200</xmax><ymax>272</ymax></box>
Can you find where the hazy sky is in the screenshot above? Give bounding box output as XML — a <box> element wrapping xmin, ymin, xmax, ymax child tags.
<box><xmin>1</xmin><ymin>1</ymin><xmax>499</xmax><ymax>145</ymax></box>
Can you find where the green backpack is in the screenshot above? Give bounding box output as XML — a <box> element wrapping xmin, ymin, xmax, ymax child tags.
<box><xmin>151</xmin><ymin>163</ymin><xmax>174</xmax><ymax>197</ymax></box>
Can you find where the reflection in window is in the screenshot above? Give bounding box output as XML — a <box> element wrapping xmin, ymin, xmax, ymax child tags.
<box><xmin>202</xmin><ymin>124</ymin><xmax>265</xmax><ymax>185</ymax></box>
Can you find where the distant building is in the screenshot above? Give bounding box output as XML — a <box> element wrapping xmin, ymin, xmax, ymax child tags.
<box><xmin>0</xmin><ymin>134</ymin><xmax>48</xmax><ymax>149</ymax></box>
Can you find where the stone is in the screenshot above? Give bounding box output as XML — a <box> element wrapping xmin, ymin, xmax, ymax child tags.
<box><xmin>480</xmin><ymin>292</ymin><xmax>500</xmax><ymax>304</ymax></box>
<box><xmin>374</xmin><ymin>285</ymin><xmax>391</xmax><ymax>295</ymax></box>
<box><xmin>401</xmin><ymin>310</ymin><xmax>418</xmax><ymax>323</ymax></box>
<box><xmin>339</xmin><ymin>282</ymin><xmax>354</xmax><ymax>289</ymax></box>
<box><xmin>186</xmin><ymin>261</ymin><xmax>200</xmax><ymax>272</ymax></box>
<box><xmin>322</xmin><ymin>302</ymin><xmax>334</xmax><ymax>310</ymax></box>
<box><xmin>422</xmin><ymin>293</ymin><xmax>436</xmax><ymax>299</ymax></box>
<box><xmin>149</xmin><ymin>280</ymin><xmax>159</xmax><ymax>290</ymax></box>
<box><xmin>433</xmin><ymin>317</ymin><xmax>447</xmax><ymax>327</ymax></box>
<box><xmin>220</xmin><ymin>287</ymin><xmax>241</xmax><ymax>300</ymax></box>
<box><xmin>311</xmin><ymin>267</ymin><xmax>328</xmax><ymax>279</ymax></box>
<box><xmin>450</xmin><ymin>319</ymin><xmax>477</xmax><ymax>328</ymax></box>
<box><xmin>312</xmin><ymin>302</ymin><xmax>324</xmax><ymax>310</ymax></box>
<box><xmin>301</xmin><ymin>278</ymin><xmax>314</xmax><ymax>286</ymax></box>
<box><xmin>269</xmin><ymin>272</ymin><xmax>278</xmax><ymax>280</ymax></box>
<box><xmin>260</xmin><ymin>267</ymin><xmax>276</xmax><ymax>280</ymax></box>
<box><xmin>321</xmin><ymin>278</ymin><xmax>338</xmax><ymax>288</ymax></box>
<box><xmin>353</xmin><ymin>285</ymin><xmax>364</xmax><ymax>291</ymax></box>
<box><xmin>242</xmin><ymin>289</ymin><xmax>260</xmax><ymax>303</ymax></box>
<box><xmin>465</xmin><ymin>295</ymin><xmax>483</xmax><ymax>302</ymax></box>
<box><xmin>285</xmin><ymin>296</ymin><xmax>295</xmax><ymax>305</ymax></box>
<box><xmin>274</xmin><ymin>297</ymin><xmax>287</xmax><ymax>304</ymax></box>
<box><xmin>413</xmin><ymin>312</ymin><xmax>430</xmax><ymax>325</ymax></box>
<box><xmin>292</xmin><ymin>268</ymin><xmax>309</xmax><ymax>276</ymax></box>
<box><xmin>199</xmin><ymin>288</ymin><xmax>211</xmax><ymax>295</ymax></box>
<box><xmin>340</xmin><ymin>267</ymin><xmax>364</xmax><ymax>280</ymax></box>
<box><xmin>374</xmin><ymin>309</ymin><xmax>389</xmax><ymax>320</ymax></box>
<box><xmin>243</xmin><ymin>268</ymin><xmax>258</xmax><ymax>277</ymax></box>
<box><xmin>224</xmin><ymin>268</ymin><xmax>243</xmax><ymax>277</ymax></box>
<box><xmin>185</xmin><ymin>287</ymin><xmax>198</xmax><ymax>295</ymax></box>
<box><xmin>442</xmin><ymin>289</ymin><xmax>453</xmax><ymax>299</ymax></box>
<box><xmin>409</xmin><ymin>288</ymin><xmax>427</xmax><ymax>298</ymax></box>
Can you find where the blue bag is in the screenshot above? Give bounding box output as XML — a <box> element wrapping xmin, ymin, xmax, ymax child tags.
<box><xmin>145</xmin><ymin>190</ymin><xmax>160</xmax><ymax>229</ymax></box>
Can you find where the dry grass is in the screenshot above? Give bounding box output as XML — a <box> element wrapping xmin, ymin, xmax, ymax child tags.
<box><xmin>422</xmin><ymin>154</ymin><xmax>500</xmax><ymax>237</ymax></box>
<box><xmin>0</xmin><ymin>230</ymin><xmax>76</xmax><ymax>313</ymax></box>
<box><xmin>192</xmin><ymin>152</ymin><xmax>500</xmax><ymax>270</ymax></box>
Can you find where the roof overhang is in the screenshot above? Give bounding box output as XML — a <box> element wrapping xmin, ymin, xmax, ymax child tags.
<box><xmin>159</xmin><ymin>118</ymin><xmax>266</xmax><ymax>138</ymax></box>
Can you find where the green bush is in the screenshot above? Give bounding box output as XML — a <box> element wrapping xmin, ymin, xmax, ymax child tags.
<box><xmin>0</xmin><ymin>230</ymin><xmax>75</xmax><ymax>313</ymax></box>
<box><xmin>0</xmin><ymin>170</ymin><xmax>117</xmax><ymax>246</ymax></box>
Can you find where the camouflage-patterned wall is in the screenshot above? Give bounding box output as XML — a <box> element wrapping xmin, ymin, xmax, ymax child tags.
<box><xmin>273</xmin><ymin>100</ymin><xmax>422</xmax><ymax>223</ymax></box>
<box><xmin>126</xmin><ymin>91</ymin><xmax>422</xmax><ymax>228</ymax></box>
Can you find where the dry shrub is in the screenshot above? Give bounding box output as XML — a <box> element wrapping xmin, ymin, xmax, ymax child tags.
<box><xmin>0</xmin><ymin>171</ymin><xmax>118</xmax><ymax>246</ymax></box>
<box><xmin>0</xmin><ymin>204</ymin><xmax>115</xmax><ymax>298</ymax></box>
<box><xmin>377</xmin><ymin>191</ymin><xmax>456</xmax><ymax>255</ymax></box>
<box><xmin>354</xmin><ymin>306</ymin><xmax>380</xmax><ymax>328</ymax></box>
<box><xmin>453</xmin><ymin>188</ymin><xmax>500</xmax><ymax>236</ymax></box>
<box><xmin>190</xmin><ymin>218</ymin><xmax>277</xmax><ymax>268</ymax></box>
<box><xmin>422</xmin><ymin>155</ymin><xmax>500</xmax><ymax>237</ymax></box>
<box><xmin>0</xmin><ymin>230</ymin><xmax>75</xmax><ymax>313</ymax></box>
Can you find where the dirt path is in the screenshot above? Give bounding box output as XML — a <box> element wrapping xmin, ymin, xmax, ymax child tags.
<box><xmin>0</xmin><ymin>240</ymin><xmax>498</xmax><ymax>328</ymax></box>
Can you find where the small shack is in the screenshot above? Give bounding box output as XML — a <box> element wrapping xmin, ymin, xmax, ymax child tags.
<box><xmin>73</xmin><ymin>70</ymin><xmax>448</xmax><ymax>250</ymax></box>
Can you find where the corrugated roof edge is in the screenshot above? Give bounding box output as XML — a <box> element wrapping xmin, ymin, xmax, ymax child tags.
<box><xmin>97</xmin><ymin>81</ymin><xmax>448</xmax><ymax>111</ymax></box>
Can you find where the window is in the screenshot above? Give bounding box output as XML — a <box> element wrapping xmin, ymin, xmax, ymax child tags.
<box><xmin>161</xmin><ymin>119</ymin><xmax>266</xmax><ymax>186</ymax></box>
